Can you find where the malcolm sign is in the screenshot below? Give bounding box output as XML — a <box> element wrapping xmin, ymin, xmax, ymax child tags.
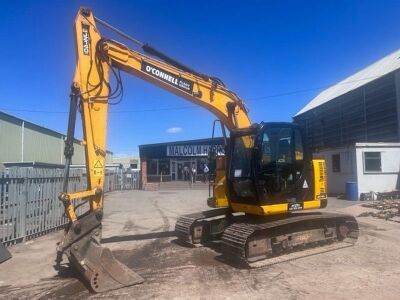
<box><xmin>167</xmin><ymin>145</ymin><xmax>225</xmax><ymax>157</ymax></box>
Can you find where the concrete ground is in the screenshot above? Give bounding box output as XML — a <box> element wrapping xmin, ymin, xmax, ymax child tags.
<box><xmin>0</xmin><ymin>190</ymin><xmax>400</xmax><ymax>299</ymax></box>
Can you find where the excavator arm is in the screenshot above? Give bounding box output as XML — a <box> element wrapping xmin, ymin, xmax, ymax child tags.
<box><xmin>56</xmin><ymin>7</ymin><xmax>251</xmax><ymax>292</ymax></box>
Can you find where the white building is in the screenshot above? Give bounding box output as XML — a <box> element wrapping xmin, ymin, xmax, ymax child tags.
<box><xmin>315</xmin><ymin>143</ymin><xmax>400</xmax><ymax>197</ymax></box>
<box><xmin>295</xmin><ymin>49</ymin><xmax>400</xmax><ymax>198</ymax></box>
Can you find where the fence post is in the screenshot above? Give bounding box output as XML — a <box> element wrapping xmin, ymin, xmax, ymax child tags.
<box><xmin>20</xmin><ymin>169</ymin><xmax>28</xmax><ymax>242</ymax></box>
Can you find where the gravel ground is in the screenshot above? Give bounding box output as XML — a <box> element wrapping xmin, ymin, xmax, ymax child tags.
<box><xmin>0</xmin><ymin>190</ymin><xmax>399</xmax><ymax>299</ymax></box>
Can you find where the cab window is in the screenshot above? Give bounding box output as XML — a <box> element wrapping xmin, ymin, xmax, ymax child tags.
<box><xmin>295</xmin><ymin>129</ymin><xmax>304</xmax><ymax>161</ymax></box>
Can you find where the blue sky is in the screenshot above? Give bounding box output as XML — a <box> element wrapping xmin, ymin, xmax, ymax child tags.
<box><xmin>1</xmin><ymin>0</ymin><xmax>400</xmax><ymax>155</ymax></box>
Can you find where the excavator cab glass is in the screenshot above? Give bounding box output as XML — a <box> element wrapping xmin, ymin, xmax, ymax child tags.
<box><xmin>207</xmin><ymin>149</ymin><xmax>217</xmax><ymax>174</ymax></box>
<box><xmin>228</xmin><ymin>123</ymin><xmax>306</xmax><ymax>205</ymax></box>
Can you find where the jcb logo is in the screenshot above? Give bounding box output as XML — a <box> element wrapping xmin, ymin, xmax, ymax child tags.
<box><xmin>82</xmin><ymin>24</ymin><xmax>90</xmax><ymax>55</ymax></box>
<box><xmin>288</xmin><ymin>203</ymin><xmax>303</xmax><ymax>211</ymax></box>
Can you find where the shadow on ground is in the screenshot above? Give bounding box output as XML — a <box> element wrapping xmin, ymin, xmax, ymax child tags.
<box><xmin>101</xmin><ymin>231</ymin><xmax>176</xmax><ymax>243</ymax></box>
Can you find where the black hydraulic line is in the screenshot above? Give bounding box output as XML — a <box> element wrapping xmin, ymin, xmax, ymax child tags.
<box><xmin>62</xmin><ymin>85</ymin><xmax>80</xmax><ymax>193</ymax></box>
<box><xmin>141</xmin><ymin>44</ymin><xmax>210</xmax><ymax>81</ymax></box>
<box><xmin>220</xmin><ymin>122</ymin><xmax>227</xmax><ymax>146</ymax></box>
<box><xmin>93</xmin><ymin>16</ymin><xmax>144</xmax><ymax>47</ymax></box>
<box><xmin>92</xmin><ymin>15</ymin><xmax>225</xmax><ymax>85</ymax></box>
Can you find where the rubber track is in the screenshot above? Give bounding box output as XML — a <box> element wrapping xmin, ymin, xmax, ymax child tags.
<box><xmin>248</xmin><ymin>241</ymin><xmax>354</xmax><ymax>268</ymax></box>
<box><xmin>175</xmin><ymin>208</ymin><xmax>231</xmax><ymax>243</ymax></box>
<box><xmin>221</xmin><ymin>212</ymin><xmax>359</xmax><ymax>267</ymax></box>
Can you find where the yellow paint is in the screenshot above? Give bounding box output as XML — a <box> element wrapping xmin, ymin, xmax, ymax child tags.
<box><xmin>312</xmin><ymin>159</ymin><xmax>328</xmax><ymax>201</ymax></box>
<box><xmin>64</xmin><ymin>189</ymin><xmax>97</xmax><ymax>201</ymax></box>
<box><xmin>303</xmin><ymin>200</ymin><xmax>321</xmax><ymax>209</ymax></box>
<box><xmin>65</xmin><ymin>203</ymin><xmax>78</xmax><ymax>223</ymax></box>
<box><xmin>261</xmin><ymin>203</ymin><xmax>289</xmax><ymax>215</ymax></box>
<box><xmin>231</xmin><ymin>203</ymin><xmax>287</xmax><ymax>216</ymax></box>
<box><xmin>208</xmin><ymin>158</ymin><xmax>229</xmax><ymax>208</ymax></box>
<box><xmin>231</xmin><ymin>203</ymin><xmax>264</xmax><ymax>215</ymax></box>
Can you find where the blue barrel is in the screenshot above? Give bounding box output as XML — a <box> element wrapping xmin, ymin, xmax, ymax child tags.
<box><xmin>345</xmin><ymin>181</ymin><xmax>358</xmax><ymax>201</ymax></box>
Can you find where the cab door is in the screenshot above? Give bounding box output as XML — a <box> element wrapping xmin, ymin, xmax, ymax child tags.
<box><xmin>255</xmin><ymin>124</ymin><xmax>308</xmax><ymax>204</ymax></box>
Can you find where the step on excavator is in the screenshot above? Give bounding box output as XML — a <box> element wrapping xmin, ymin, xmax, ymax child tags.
<box><xmin>56</xmin><ymin>7</ymin><xmax>359</xmax><ymax>293</ymax></box>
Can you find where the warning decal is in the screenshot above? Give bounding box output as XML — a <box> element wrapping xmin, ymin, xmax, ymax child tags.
<box><xmin>302</xmin><ymin>180</ymin><xmax>309</xmax><ymax>189</ymax></box>
<box><xmin>94</xmin><ymin>160</ymin><xmax>103</xmax><ymax>169</ymax></box>
<box><xmin>93</xmin><ymin>160</ymin><xmax>103</xmax><ymax>177</ymax></box>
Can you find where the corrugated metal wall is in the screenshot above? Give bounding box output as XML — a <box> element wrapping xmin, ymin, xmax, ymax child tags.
<box><xmin>295</xmin><ymin>72</ymin><xmax>399</xmax><ymax>151</ymax></box>
<box><xmin>70</xmin><ymin>143</ymin><xmax>86</xmax><ymax>165</ymax></box>
<box><xmin>0</xmin><ymin>112</ymin><xmax>113</xmax><ymax>167</ymax></box>
<box><xmin>23</xmin><ymin>126</ymin><xmax>63</xmax><ymax>163</ymax></box>
<box><xmin>0</xmin><ymin>115</ymin><xmax>22</xmax><ymax>163</ymax></box>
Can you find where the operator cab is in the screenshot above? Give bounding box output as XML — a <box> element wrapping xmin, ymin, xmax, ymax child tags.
<box><xmin>228</xmin><ymin>122</ymin><xmax>312</xmax><ymax>205</ymax></box>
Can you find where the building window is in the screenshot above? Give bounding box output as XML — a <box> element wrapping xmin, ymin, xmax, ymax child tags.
<box><xmin>148</xmin><ymin>159</ymin><xmax>158</xmax><ymax>175</ymax></box>
<box><xmin>197</xmin><ymin>158</ymin><xmax>208</xmax><ymax>174</ymax></box>
<box><xmin>158</xmin><ymin>159</ymin><xmax>170</xmax><ymax>175</ymax></box>
<box><xmin>130</xmin><ymin>163</ymin><xmax>138</xmax><ymax>169</ymax></box>
<box><xmin>332</xmin><ymin>154</ymin><xmax>340</xmax><ymax>172</ymax></box>
<box><xmin>364</xmin><ymin>152</ymin><xmax>381</xmax><ymax>172</ymax></box>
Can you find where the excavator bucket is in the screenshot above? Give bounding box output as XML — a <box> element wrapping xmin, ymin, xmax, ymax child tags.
<box><xmin>68</xmin><ymin>237</ymin><xmax>144</xmax><ymax>292</ymax></box>
<box><xmin>57</xmin><ymin>210</ymin><xmax>143</xmax><ymax>293</ymax></box>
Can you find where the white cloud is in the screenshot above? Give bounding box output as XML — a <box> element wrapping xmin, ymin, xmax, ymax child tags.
<box><xmin>166</xmin><ymin>127</ymin><xmax>183</xmax><ymax>134</ymax></box>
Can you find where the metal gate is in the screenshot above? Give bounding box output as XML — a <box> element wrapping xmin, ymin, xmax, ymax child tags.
<box><xmin>103</xmin><ymin>169</ymin><xmax>140</xmax><ymax>191</ymax></box>
<box><xmin>0</xmin><ymin>168</ymin><xmax>140</xmax><ymax>246</ymax></box>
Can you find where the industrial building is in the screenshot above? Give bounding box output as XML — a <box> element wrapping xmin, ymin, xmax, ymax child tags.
<box><xmin>0</xmin><ymin>111</ymin><xmax>113</xmax><ymax>169</ymax></box>
<box><xmin>112</xmin><ymin>155</ymin><xmax>140</xmax><ymax>170</ymax></box>
<box><xmin>139</xmin><ymin>137</ymin><xmax>225</xmax><ymax>183</ymax></box>
<box><xmin>294</xmin><ymin>49</ymin><xmax>400</xmax><ymax>197</ymax></box>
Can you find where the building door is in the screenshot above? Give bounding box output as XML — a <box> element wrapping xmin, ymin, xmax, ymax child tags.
<box><xmin>177</xmin><ymin>162</ymin><xmax>184</xmax><ymax>180</ymax></box>
<box><xmin>171</xmin><ymin>161</ymin><xmax>176</xmax><ymax>180</ymax></box>
<box><xmin>175</xmin><ymin>160</ymin><xmax>196</xmax><ymax>180</ymax></box>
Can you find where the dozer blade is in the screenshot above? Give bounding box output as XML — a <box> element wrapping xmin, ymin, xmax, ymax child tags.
<box><xmin>57</xmin><ymin>210</ymin><xmax>143</xmax><ymax>293</ymax></box>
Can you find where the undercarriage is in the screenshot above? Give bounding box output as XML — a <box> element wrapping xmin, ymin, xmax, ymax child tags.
<box><xmin>175</xmin><ymin>209</ymin><xmax>359</xmax><ymax>267</ymax></box>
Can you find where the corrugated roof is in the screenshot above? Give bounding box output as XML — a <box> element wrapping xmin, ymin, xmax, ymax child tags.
<box><xmin>295</xmin><ymin>48</ymin><xmax>400</xmax><ymax>116</ymax></box>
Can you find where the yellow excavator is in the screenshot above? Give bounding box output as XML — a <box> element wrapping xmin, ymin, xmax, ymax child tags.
<box><xmin>56</xmin><ymin>7</ymin><xmax>359</xmax><ymax>293</ymax></box>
